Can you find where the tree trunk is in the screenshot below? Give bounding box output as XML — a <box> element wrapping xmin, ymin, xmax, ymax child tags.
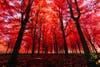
<box><xmin>41</xmin><ymin>30</ymin><xmax>48</xmax><ymax>54</ymax></box>
<box><xmin>74</xmin><ymin>19</ymin><xmax>90</xmax><ymax>59</ymax></box>
<box><xmin>7</xmin><ymin>0</ymin><xmax>33</xmax><ymax>67</ymax></box>
<box><xmin>7</xmin><ymin>22</ymin><xmax>27</xmax><ymax>67</ymax></box>
<box><xmin>45</xmin><ymin>46</ymin><xmax>48</xmax><ymax>54</ymax></box>
<box><xmin>6</xmin><ymin>41</ymin><xmax>10</xmax><ymax>54</ymax></box>
<box><xmin>6</xmin><ymin>48</ymin><xmax>8</xmax><ymax>54</ymax></box>
<box><xmin>27</xmin><ymin>49</ymin><xmax>28</xmax><ymax>54</ymax></box>
<box><xmin>32</xmin><ymin>10</ymin><xmax>40</xmax><ymax>56</ymax></box>
<box><xmin>53</xmin><ymin>30</ymin><xmax>58</xmax><ymax>54</ymax></box>
<box><xmin>37</xmin><ymin>20</ymin><xmax>42</xmax><ymax>55</ymax></box>
<box><xmin>77</xmin><ymin>42</ymin><xmax>81</xmax><ymax>54</ymax></box>
<box><xmin>59</xmin><ymin>13</ymin><xmax>68</xmax><ymax>56</ymax></box>
<box><xmin>67</xmin><ymin>0</ymin><xmax>90</xmax><ymax>59</ymax></box>
<box><xmin>6</xmin><ymin>44</ymin><xmax>9</xmax><ymax>54</ymax></box>
<box><xmin>84</xmin><ymin>28</ymin><xmax>97</xmax><ymax>53</ymax></box>
<box><xmin>32</xmin><ymin>25</ymin><xmax>37</xmax><ymax>55</ymax></box>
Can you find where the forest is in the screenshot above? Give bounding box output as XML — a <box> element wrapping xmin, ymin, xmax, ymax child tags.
<box><xmin>0</xmin><ymin>0</ymin><xmax>100</xmax><ymax>67</ymax></box>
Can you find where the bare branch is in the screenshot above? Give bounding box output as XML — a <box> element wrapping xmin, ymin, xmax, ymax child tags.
<box><xmin>75</xmin><ymin>0</ymin><xmax>81</xmax><ymax>19</ymax></box>
<box><xmin>66</xmin><ymin>0</ymin><xmax>75</xmax><ymax>19</ymax></box>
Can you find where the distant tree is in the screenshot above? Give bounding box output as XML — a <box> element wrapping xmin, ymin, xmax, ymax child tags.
<box><xmin>37</xmin><ymin>18</ymin><xmax>43</xmax><ymax>54</ymax></box>
<box><xmin>24</xmin><ymin>43</ymin><xmax>31</xmax><ymax>54</ymax></box>
<box><xmin>84</xmin><ymin>28</ymin><xmax>97</xmax><ymax>53</ymax></box>
<box><xmin>32</xmin><ymin>9</ymin><xmax>40</xmax><ymax>55</ymax></box>
<box><xmin>6</xmin><ymin>41</ymin><xmax>10</xmax><ymax>54</ymax></box>
<box><xmin>41</xmin><ymin>29</ymin><xmax>48</xmax><ymax>54</ymax></box>
<box><xmin>75</xmin><ymin>38</ymin><xmax>82</xmax><ymax>54</ymax></box>
<box><xmin>52</xmin><ymin>29</ymin><xmax>58</xmax><ymax>54</ymax></box>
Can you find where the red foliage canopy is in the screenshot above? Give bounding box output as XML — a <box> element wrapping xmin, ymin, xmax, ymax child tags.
<box><xmin>0</xmin><ymin>0</ymin><xmax>100</xmax><ymax>53</ymax></box>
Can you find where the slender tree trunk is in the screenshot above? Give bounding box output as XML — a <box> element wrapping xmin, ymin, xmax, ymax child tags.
<box><xmin>32</xmin><ymin>10</ymin><xmax>40</xmax><ymax>56</ymax></box>
<box><xmin>41</xmin><ymin>30</ymin><xmax>46</xmax><ymax>54</ymax></box>
<box><xmin>59</xmin><ymin>11</ymin><xmax>68</xmax><ymax>56</ymax></box>
<box><xmin>32</xmin><ymin>25</ymin><xmax>37</xmax><ymax>55</ymax></box>
<box><xmin>37</xmin><ymin>35</ymin><xmax>41</xmax><ymax>54</ymax></box>
<box><xmin>37</xmin><ymin>20</ymin><xmax>42</xmax><ymax>55</ymax></box>
<box><xmin>89</xmin><ymin>40</ymin><xmax>97</xmax><ymax>53</ymax></box>
<box><xmin>75</xmin><ymin>45</ymin><xmax>77</xmax><ymax>54</ymax></box>
<box><xmin>27</xmin><ymin>49</ymin><xmax>28</xmax><ymax>54</ymax></box>
<box><xmin>53</xmin><ymin>30</ymin><xmax>58</xmax><ymax>54</ymax></box>
<box><xmin>38</xmin><ymin>37</ymin><xmax>41</xmax><ymax>54</ymax></box>
<box><xmin>71</xmin><ymin>45</ymin><xmax>74</xmax><ymax>54</ymax></box>
<box><xmin>6</xmin><ymin>41</ymin><xmax>10</xmax><ymax>54</ymax></box>
<box><xmin>7</xmin><ymin>0</ymin><xmax>33</xmax><ymax>67</ymax></box>
<box><xmin>84</xmin><ymin>28</ymin><xmax>97</xmax><ymax>53</ymax></box>
<box><xmin>45</xmin><ymin>46</ymin><xmax>48</xmax><ymax>54</ymax></box>
<box><xmin>6</xmin><ymin>44</ymin><xmax>9</xmax><ymax>54</ymax></box>
<box><xmin>77</xmin><ymin>42</ymin><xmax>81</xmax><ymax>54</ymax></box>
<box><xmin>42</xmin><ymin>32</ymin><xmax>45</xmax><ymax>54</ymax></box>
<box><xmin>6</xmin><ymin>48</ymin><xmax>8</xmax><ymax>54</ymax></box>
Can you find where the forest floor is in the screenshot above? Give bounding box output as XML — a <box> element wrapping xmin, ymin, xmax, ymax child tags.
<box><xmin>0</xmin><ymin>54</ymin><xmax>100</xmax><ymax>67</ymax></box>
